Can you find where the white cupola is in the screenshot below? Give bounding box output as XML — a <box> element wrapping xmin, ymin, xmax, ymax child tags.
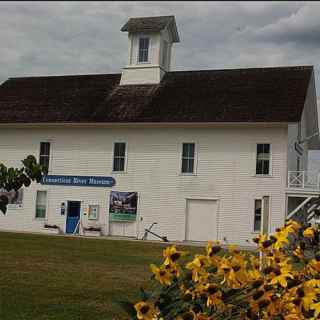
<box><xmin>120</xmin><ymin>15</ymin><xmax>180</xmax><ymax>85</ymax></box>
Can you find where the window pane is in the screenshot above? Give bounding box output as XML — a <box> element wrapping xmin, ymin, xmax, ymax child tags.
<box><xmin>39</xmin><ymin>142</ymin><xmax>50</xmax><ymax>172</ymax></box>
<box><xmin>40</xmin><ymin>156</ymin><xmax>49</xmax><ymax>170</ymax></box>
<box><xmin>256</xmin><ymin>144</ymin><xmax>270</xmax><ymax>175</ymax></box>
<box><xmin>257</xmin><ymin>144</ymin><xmax>264</xmax><ymax>154</ymax></box>
<box><xmin>113</xmin><ymin>143</ymin><xmax>126</xmax><ymax>171</ymax></box>
<box><xmin>254</xmin><ymin>200</ymin><xmax>262</xmax><ymax>232</ymax></box>
<box><xmin>188</xmin><ymin>159</ymin><xmax>194</xmax><ymax>173</ymax></box>
<box><xmin>182</xmin><ymin>143</ymin><xmax>195</xmax><ymax>173</ymax></box>
<box><xmin>113</xmin><ymin>158</ymin><xmax>119</xmax><ymax>171</ymax></box>
<box><xmin>263</xmin><ymin>144</ymin><xmax>270</xmax><ymax>154</ymax></box>
<box><xmin>182</xmin><ymin>143</ymin><xmax>195</xmax><ymax>158</ymax></box>
<box><xmin>113</xmin><ymin>157</ymin><xmax>125</xmax><ymax>172</ymax></box>
<box><xmin>114</xmin><ymin>143</ymin><xmax>126</xmax><ymax>157</ymax></box>
<box><xmin>40</xmin><ymin>142</ymin><xmax>50</xmax><ymax>156</ymax></box>
<box><xmin>182</xmin><ymin>159</ymin><xmax>194</xmax><ymax>173</ymax></box>
<box><xmin>263</xmin><ymin>160</ymin><xmax>270</xmax><ymax>175</ymax></box>
<box><xmin>118</xmin><ymin>158</ymin><xmax>125</xmax><ymax>171</ymax></box>
<box><xmin>256</xmin><ymin>160</ymin><xmax>263</xmax><ymax>175</ymax></box>
<box><xmin>35</xmin><ymin>191</ymin><xmax>47</xmax><ymax>218</ymax></box>
<box><xmin>182</xmin><ymin>159</ymin><xmax>189</xmax><ymax>173</ymax></box>
<box><xmin>138</xmin><ymin>38</ymin><xmax>149</xmax><ymax>62</ymax></box>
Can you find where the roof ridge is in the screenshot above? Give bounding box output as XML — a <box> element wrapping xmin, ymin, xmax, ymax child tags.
<box><xmin>8</xmin><ymin>73</ymin><xmax>121</xmax><ymax>80</ymax></box>
<box><xmin>168</xmin><ymin>65</ymin><xmax>314</xmax><ymax>74</ymax></box>
<box><xmin>6</xmin><ymin>65</ymin><xmax>313</xmax><ymax>81</ymax></box>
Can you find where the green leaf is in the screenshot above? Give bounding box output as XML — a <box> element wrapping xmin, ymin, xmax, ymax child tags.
<box><xmin>117</xmin><ymin>300</ymin><xmax>137</xmax><ymax>318</ymax></box>
<box><xmin>139</xmin><ymin>287</ymin><xmax>151</xmax><ymax>301</ymax></box>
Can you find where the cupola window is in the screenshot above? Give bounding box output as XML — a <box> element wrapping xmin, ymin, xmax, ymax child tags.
<box><xmin>138</xmin><ymin>37</ymin><xmax>150</xmax><ymax>63</ymax></box>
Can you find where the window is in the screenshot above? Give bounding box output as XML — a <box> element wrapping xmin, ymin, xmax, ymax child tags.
<box><xmin>39</xmin><ymin>142</ymin><xmax>50</xmax><ymax>173</ymax></box>
<box><xmin>113</xmin><ymin>142</ymin><xmax>126</xmax><ymax>172</ymax></box>
<box><xmin>138</xmin><ymin>37</ymin><xmax>149</xmax><ymax>63</ymax></box>
<box><xmin>254</xmin><ymin>199</ymin><xmax>262</xmax><ymax>232</ymax></box>
<box><xmin>256</xmin><ymin>144</ymin><xmax>270</xmax><ymax>175</ymax></box>
<box><xmin>35</xmin><ymin>191</ymin><xmax>47</xmax><ymax>219</ymax></box>
<box><xmin>181</xmin><ymin>143</ymin><xmax>195</xmax><ymax>174</ymax></box>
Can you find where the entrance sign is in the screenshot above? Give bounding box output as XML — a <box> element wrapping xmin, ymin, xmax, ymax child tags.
<box><xmin>42</xmin><ymin>175</ymin><xmax>115</xmax><ymax>187</ymax></box>
<box><xmin>109</xmin><ymin>191</ymin><xmax>138</xmax><ymax>221</ymax></box>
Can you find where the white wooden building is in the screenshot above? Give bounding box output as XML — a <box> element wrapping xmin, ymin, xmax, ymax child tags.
<box><xmin>0</xmin><ymin>16</ymin><xmax>319</xmax><ymax>246</ymax></box>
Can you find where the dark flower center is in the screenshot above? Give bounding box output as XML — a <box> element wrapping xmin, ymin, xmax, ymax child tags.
<box><xmin>232</xmin><ymin>265</ymin><xmax>241</xmax><ymax>272</ymax></box>
<box><xmin>170</xmin><ymin>252</ymin><xmax>181</xmax><ymax>261</ymax></box>
<box><xmin>297</xmin><ymin>287</ymin><xmax>305</xmax><ymax>298</ymax></box>
<box><xmin>262</xmin><ymin>240</ymin><xmax>273</xmax><ymax>248</ymax></box>
<box><xmin>253</xmin><ymin>290</ymin><xmax>264</xmax><ymax>300</ymax></box>
<box><xmin>258</xmin><ymin>299</ymin><xmax>270</xmax><ymax>308</ymax></box>
<box><xmin>182</xmin><ymin>312</ymin><xmax>195</xmax><ymax>320</ymax></box>
<box><xmin>140</xmin><ymin>305</ymin><xmax>150</xmax><ymax>314</ymax></box>
<box><xmin>208</xmin><ymin>285</ymin><xmax>219</xmax><ymax>294</ymax></box>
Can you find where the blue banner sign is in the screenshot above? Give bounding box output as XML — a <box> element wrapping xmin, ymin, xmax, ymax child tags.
<box><xmin>41</xmin><ymin>175</ymin><xmax>116</xmax><ymax>187</ymax></box>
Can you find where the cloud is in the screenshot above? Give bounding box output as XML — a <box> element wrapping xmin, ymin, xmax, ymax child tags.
<box><xmin>0</xmin><ymin>2</ymin><xmax>319</xmax><ymax>90</ymax></box>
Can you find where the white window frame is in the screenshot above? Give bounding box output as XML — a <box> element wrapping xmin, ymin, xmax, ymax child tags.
<box><xmin>38</xmin><ymin>140</ymin><xmax>53</xmax><ymax>173</ymax></box>
<box><xmin>255</xmin><ymin>143</ymin><xmax>272</xmax><ymax>177</ymax></box>
<box><xmin>35</xmin><ymin>190</ymin><xmax>48</xmax><ymax>220</ymax></box>
<box><xmin>180</xmin><ymin>142</ymin><xmax>198</xmax><ymax>176</ymax></box>
<box><xmin>112</xmin><ymin>142</ymin><xmax>128</xmax><ymax>174</ymax></box>
<box><xmin>252</xmin><ymin>198</ymin><xmax>263</xmax><ymax>233</ymax></box>
<box><xmin>137</xmin><ymin>37</ymin><xmax>150</xmax><ymax>64</ymax></box>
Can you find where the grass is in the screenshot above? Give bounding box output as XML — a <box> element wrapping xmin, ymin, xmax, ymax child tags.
<box><xmin>0</xmin><ymin>232</ymin><xmax>200</xmax><ymax>320</ymax></box>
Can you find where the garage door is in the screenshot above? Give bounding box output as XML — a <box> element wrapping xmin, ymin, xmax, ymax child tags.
<box><xmin>186</xmin><ymin>199</ymin><xmax>218</xmax><ymax>241</ymax></box>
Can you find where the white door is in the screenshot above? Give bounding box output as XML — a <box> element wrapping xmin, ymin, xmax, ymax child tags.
<box><xmin>109</xmin><ymin>222</ymin><xmax>137</xmax><ymax>238</ymax></box>
<box><xmin>186</xmin><ymin>199</ymin><xmax>218</xmax><ymax>241</ymax></box>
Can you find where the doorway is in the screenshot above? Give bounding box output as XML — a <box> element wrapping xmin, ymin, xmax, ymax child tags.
<box><xmin>66</xmin><ymin>201</ymin><xmax>81</xmax><ymax>234</ymax></box>
<box><xmin>186</xmin><ymin>199</ymin><xmax>218</xmax><ymax>241</ymax></box>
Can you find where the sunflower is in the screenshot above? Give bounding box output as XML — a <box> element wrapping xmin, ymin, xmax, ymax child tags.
<box><xmin>284</xmin><ymin>220</ymin><xmax>301</xmax><ymax>234</ymax></box>
<box><xmin>310</xmin><ymin>302</ymin><xmax>320</xmax><ymax>318</ymax></box>
<box><xmin>303</xmin><ymin>227</ymin><xmax>316</xmax><ymax>238</ymax></box>
<box><xmin>134</xmin><ymin>301</ymin><xmax>159</xmax><ymax>320</ymax></box>
<box><xmin>186</xmin><ymin>255</ymin><xmax>209</xmax><ymax>282</ymax></box>
<box><xmin>163</xmin><ymin>245</ymin><xmax>188</xmax><ymax>266</ymax></box>
<box><xmin>269</xmin><ymin>265</ymin><xmax>294</xmax><ymax>288</ymax></box>
<box><xmin>150</xmin><ymin>264</ymin><xmax>173</xmax><ymax>286</ymax></box>
<box><xmin>206</xmin><ymin>241</ymin><xmax>222</xmax><ymax>266</ymax></box>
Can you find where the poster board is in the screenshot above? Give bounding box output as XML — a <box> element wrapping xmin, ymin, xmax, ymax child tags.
<box><xmin>109</xmin><ymin>191</ymin><xmax>137</xmax><ymax>222</ymax></box>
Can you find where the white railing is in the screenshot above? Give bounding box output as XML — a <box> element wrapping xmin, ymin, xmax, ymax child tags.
<box><xmin>288</xmin><ymin>171</ymin><xmax>320</xmax><ymax>189</ymax></box>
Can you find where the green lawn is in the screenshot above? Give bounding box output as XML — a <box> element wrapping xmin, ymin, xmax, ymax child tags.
<box><xmin>0</xmin><ymin>232</ymin><xmax>200</xmax><ymax>320</ymax></box>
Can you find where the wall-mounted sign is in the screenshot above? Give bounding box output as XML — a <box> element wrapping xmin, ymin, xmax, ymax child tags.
<box><xmin>60</xmin><ymin>202</ymin><xmax>66</xmax><ymax>215</ymax></box>
<box><xmin>109</xmin><ymin>191</ymin><xmax>138</xmax><ymax>222</ymax></box>
<box><xmin>42</xmin><ymin>175</ymin><xmax>116</xmax><ymax>187</ymax></box>
<box><xmin>88</xmin><ymin>205</ymin><xmax>99</xmax><ymax>220</ymax></box>
<box><xmin>294</xmin><ymin>142</ymin><xmax>304</xmax><ymax>156</ymax></box>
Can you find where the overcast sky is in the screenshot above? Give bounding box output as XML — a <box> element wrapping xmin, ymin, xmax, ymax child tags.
<box><xmin>1</xmin><ymin>1</ymin><xmax>320</xmax><ymax>162</ymax></box>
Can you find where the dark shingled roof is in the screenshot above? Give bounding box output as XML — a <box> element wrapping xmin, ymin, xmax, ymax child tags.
<box><xmin>121</xmin><ymin>15</ymin><xmax>180</xmax><ymax>42</ymax></box>
<box><xmin>0</xmin><ymin>66</ymin><xmax>313</xmax><ymax>124</ymax></box>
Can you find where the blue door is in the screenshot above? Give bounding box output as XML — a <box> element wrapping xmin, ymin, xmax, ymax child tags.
<box><xmin>66</xmin><ymin>201</ymin><xmax>81</xmax><ymax>234</ymax></box>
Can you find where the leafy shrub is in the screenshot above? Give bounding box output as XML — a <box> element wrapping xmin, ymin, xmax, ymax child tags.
<box><xmin>131</xmin><ymin>220</ymin><xmax>320</xmax><ymax>319</ymax></box>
